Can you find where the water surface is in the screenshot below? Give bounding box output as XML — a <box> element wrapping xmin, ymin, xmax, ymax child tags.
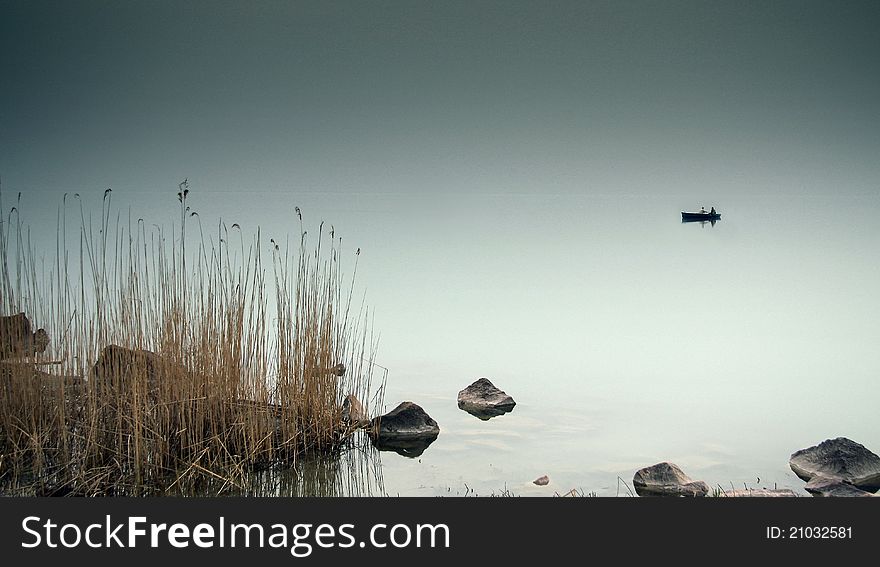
<box><xmin>341</xmin><ymin>191</ymin><xmax>880</xmax><ymax>496</ymax></box>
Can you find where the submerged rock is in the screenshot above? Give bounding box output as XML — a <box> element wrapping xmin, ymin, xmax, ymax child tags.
<box><xmin>457</xmin><ymin>378</ymin><xmax>516</xmax><ymax>420</ymax></box>
<box><xmin>369</xmin><ymin>401</ymin><xmax>440</xmax><ymax>458</ymax></box>
<box><xmin>633</xmin><ymin>462</ymin><xmax>709</xmax><ymax>497</ymax></box>
<box><xmin>0</xmin><ymin>312</ymin><xmax>49</xmax><ymax>358</ymax></box>
<box><xmin>789</xmin><ymin>437</ymin><xmax>880</xmax><ymax>492</ymax></box>
<box><xmin>804</xmin><ymin>477</ymin><xmax>876</xmax><ymax>498</ymax></box>
<box><xmin>719</xmin><ymin>488</ymin><xmax>799</xmax><ymax>498</ymax></box>
<box><xmin>533</xmin><ymin>475</ymin><xmax>550</xmax><ymax>486</ymax></box>
<box><xmin>341</xmin><ymin>394</ymin><xmax>369</xmax><ymax>428</ymax></box>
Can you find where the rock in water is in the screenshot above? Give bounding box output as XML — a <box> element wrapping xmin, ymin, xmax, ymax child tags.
<box><xmin>342</xmin><ymin>394</ymin><xmax>368</xmax><ymax>428</ymax></box>
<box><xmin>633</xmin><ymin>462</ymin><xmax>709</xmax><ymax>497</ymax></box>
<box><xmin>533</xmin><ymin>475</ymin><xmax>550</xmax><ymax>486</ymax></box>
<box><xmin>370</xmin><ymin>401</ymin><xmax>440</xmax><ymax>440</ymax></box>
<box><xmin>369</xmin><ymin>401</ymin><xmax>440</xmax><ymax>458</ymax></box>
<box><xmin>457</xmin><ymin>377</ymin><xmax>516</xmax><ymax>420</ymax></box>
<box><xmin>789</xmin><ymin>437</ymin><xmax>880</xmax><ymax>492</ymax></box>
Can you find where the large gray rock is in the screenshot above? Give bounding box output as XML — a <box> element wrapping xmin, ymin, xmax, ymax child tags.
<box><xmin>719</xmin><ymin>488</ymin><xmax>799</xmax><ymax>498</ymax></box>
<box><xmin>1</xmin><ymin>312</ymin><xmax>49</xmax><ymax>358</ymax></box>
<box><xmin>457</xmin><ymin>377</ymin><xmax>516</xmax><ymax>420</ymax></box>
<box><xmin>633</xmin><ymin>462</ymin><xmax>709</xmax><ymax>497</ymax></box>
<box><xmin>370</xmin><ymin>434</ymin><xmax>438</xmax><ymax>458</ymax></box>
<box><xmin>804</xmin><ymin>477</ymin><xmax>876</xmax><ymax>498</ymax></box>
<box><xmin>789</xmin><ymin>437</ymin><xmax>880</xmax><ymax>492</ymax></box>
<box><xmin>370</xmin><ymin>401</ymin><xmax>439</xmax><ymax>441</ymax></box>
<box><xmin>369</xmin><ymin>401</ymin><xmax>440</xmax><ymax>458</ymax></box>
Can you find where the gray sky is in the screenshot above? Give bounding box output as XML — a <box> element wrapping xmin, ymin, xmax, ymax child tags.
<box><xmin>2</xmin><ymin>0</ymin><xmax>879</xmax><ymax>209</ymax></box>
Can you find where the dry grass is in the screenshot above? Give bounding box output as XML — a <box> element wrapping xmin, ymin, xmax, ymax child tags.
<box><xmin>0</xmin><ymin>184</ymin><xmax>383</xmax><ymax>495</ymax></box>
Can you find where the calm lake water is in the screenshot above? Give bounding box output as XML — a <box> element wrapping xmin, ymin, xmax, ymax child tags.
<box><xmin>244</xmin><ymin>189</ymin><xmax>879</xmax><ymax>496</ymax></box>
<box><xmin>12</xmin><ymin>188</ymin><xmax>880</xmax><ymax>496</ymax></box>
<box><xmin>210</xmin><ymin>190</ymin><xmax>880</xmax><ymax>496</ymax></box>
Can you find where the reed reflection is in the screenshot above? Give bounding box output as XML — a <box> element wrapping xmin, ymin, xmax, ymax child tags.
<box><xmin>217</xmin><ymin>434</ymin><xmax>386</xmax><ymax>497</ymax></box>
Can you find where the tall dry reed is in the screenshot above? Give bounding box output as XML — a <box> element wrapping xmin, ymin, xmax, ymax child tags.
<box><xmin>0</xmin><ymin>184</ymin><xmax>383</xmax><ymax>495</ymax></box>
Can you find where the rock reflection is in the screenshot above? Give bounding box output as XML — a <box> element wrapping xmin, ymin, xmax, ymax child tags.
<box><xmin>369</xmin><ymin>431</ymin><xmax>439</xmax><ymax>458</ymax></box>
<box><xmin>458</xmin><ymin>405</ymin><xmax>515</xmax><ymax>421</ymax></box>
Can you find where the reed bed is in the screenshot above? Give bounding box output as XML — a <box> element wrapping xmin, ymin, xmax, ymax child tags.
<box><xmin>0</xmin><ymin>185</ymin><xmax>383</xmax><ymax>495</ymax></box>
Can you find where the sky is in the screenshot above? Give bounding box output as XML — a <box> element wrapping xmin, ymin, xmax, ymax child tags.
<box><xmin>2</xmin><ymin>0</ymin><xmax>879</xmax><ymax>214</ymax></box>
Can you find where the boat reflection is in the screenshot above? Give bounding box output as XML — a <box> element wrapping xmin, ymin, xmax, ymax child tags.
<box><xmin>681</xmin><ymin>217</ymin><xmax>719</xmax><ymax>227</ymax></box>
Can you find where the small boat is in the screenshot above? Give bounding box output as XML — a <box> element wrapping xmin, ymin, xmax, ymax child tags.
<box><xmin>681</xmin><ymin>210</ymin><xmax>720</xmax><ymax>221</ymax></box>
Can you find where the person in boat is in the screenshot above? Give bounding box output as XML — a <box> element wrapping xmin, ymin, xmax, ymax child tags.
<box><xmin>710</xmin><ymin>206</ymin><xmax>716</xmax><ymax>215</ymax></box>
<box><xmin>700</xmin><ymin>206</ymin><xmax>707</xmax><ymax>213</ymax></box>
